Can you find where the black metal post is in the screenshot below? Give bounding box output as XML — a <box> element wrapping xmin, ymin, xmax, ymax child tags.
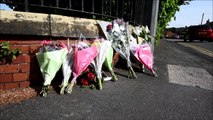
<box><xmin>109</xmin><ymin>0</ymin><xmax>112</xmax><ymax>16</ymax></box>
<box><xmin>25</xmin><ymin>0</ymin><xmax>28</xmax><ymax>12</ymax></box>
<box><xmin>69</xmin><ymin>0</ymin><xmax>72</xmax><ymax>9</ymax></box>
<box><xmin>92</xmin><ymin>0</ymin><xmax>94</xmax><ymax>13</ymax></box>
<box><xmin>41</xmin><ymin>0</ymin><xmax>43</xmax><ymax>6</ymax></box>
<box><xmin>122</xmin><ymin>0</ymin><xmax>124</xmax><ymax>18</ymax></box>
<box><xmin>102</xmin><ymin>0</ymin><xmax>104</xmax><ymax>20</ymax></box>
<box><xmin>56</xmin><ymin>0</ymin><xmax>59</xmax><ymax>7</ymax></box>
<box><xmin>116</xmin><ymin>0</ymin><xmax>118</xmax><ymax>17</ymax></box>
<box><xmin>130</xmin><ymin>0</ymin><xmax>133</xmax><ymax>21</ymax></box>
<box><xmin>82</xmin><ymin>0</ymin><xmax>84</xmax><ymax>11</ymax></box>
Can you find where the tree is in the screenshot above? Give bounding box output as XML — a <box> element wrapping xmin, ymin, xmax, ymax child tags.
<box><xmin>156</xmin><ymin>0</ymin><xmax>191</xmax><ymax>44</ymax></box>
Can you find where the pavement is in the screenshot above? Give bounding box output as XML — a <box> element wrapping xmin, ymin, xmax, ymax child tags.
<box><xmin>0</xmin><ymin>39</ymin><xmax>213</xmax><ymax>120</ymax></box>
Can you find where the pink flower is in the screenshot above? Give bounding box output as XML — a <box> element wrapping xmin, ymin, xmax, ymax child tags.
<box><xmin>58</xmin><ymin>41</ymin><xmax>67</xmax><ymax>49</ymax></box>
<box><xmin>41</xmin><ymin>40</ymin><xmax>52</xmax><ymax>46</ymax></box>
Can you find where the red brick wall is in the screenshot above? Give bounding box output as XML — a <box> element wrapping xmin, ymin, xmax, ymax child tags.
<box><xmin>0</xmin><ymin>39</ymin><xmax>69</xmax><ymax>90</ymax></box>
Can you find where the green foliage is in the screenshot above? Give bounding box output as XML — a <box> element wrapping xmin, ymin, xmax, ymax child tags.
<box><xmin>156</xmin><ymin>0</ymin><xmax>191</xmax><ymax>45</ymax></box>
<box><xmin>0</xmin><ymin>42</ymin><xmax>22</xmax><ymax>64</ymax></box>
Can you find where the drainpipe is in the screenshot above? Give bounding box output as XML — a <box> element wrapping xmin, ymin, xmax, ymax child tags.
<box><xmin>150</xmin><ymin>0</ymin><xmax>159</xmax><ymax>53</ymax></box>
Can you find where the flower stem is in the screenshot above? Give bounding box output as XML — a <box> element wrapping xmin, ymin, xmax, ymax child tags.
<box><xmin>110</xmin><ymin>70</ymin><xmax>118</xmax><ymax>81</ymax></box>
<box><xmin>66</xmin><ymin>81</ymin><xmax>75</xmax><ymax>94</ymax></box>
<box><xmin>98</xmin><ymin>77</ymin><xmax>103</xmax><ymax>90</ymax></box>
<box><xmin>128</xmin><ymin>66</ymin><xmax>137</xmax><ymax>79</ymax></box>
<box><xmin>40</xmin><ymin>85</ymin><xmax>51</xmax><ymax>97</ymax></box>
<box><xmin>60</xmin><ymin>85</ymin><xmax>66</xmax><ymax>95</ymax></box>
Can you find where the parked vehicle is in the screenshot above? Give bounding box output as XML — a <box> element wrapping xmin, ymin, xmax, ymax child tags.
<box><xmin>184</xmin><ymin>24</ymin><xmax>213</xmax><ymax>42</ymax></box>
<box><xmin>172</xmin><ymin>34</ymin><xmax>180</xmax><ymax>39</ymax></box>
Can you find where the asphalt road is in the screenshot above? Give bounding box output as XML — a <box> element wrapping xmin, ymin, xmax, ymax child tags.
<box><xmin>0</xmin><ymin>39</ymin><xmax>213</xmax><ymax>120</ymax></box>
<box><xmin>166</xmin><ymin>38</ymin><xmax>213</xmax><ymax>52</ymax></box>
<box><xmin>165</xmin><ymin>39</ymin><xmax>213</xmax><ymax>74</ymax></box>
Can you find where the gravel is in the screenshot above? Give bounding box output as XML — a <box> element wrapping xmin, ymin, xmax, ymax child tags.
<box><xmin>0</xmin><ymin>87</ymin><xmax>37</xmax><ymax>106</ymax></box>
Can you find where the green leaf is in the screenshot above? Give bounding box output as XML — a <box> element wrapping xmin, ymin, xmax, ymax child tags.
<box><xmin>3</xmin><ymin>50</ymin><xmax>8</xmax><ymax>56</ymax></box>
<box><xmin>12</xmin><ymin>55</ymin><xmax>16</xmax><ymax>59</ymax></box>
<box><xmin>0</xmin><ymin>42</ymin><xmax>22</xmax><ymax>64</ymax></box>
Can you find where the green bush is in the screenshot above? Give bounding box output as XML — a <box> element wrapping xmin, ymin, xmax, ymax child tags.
<box><xmin>0</xmin><ymin>42</ymin><xmax>22</xmax><ymax>64</ymax></box>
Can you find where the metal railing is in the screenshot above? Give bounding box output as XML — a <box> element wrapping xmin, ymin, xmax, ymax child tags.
<box><xmin>0</xmin><ymin>0</ymin><xmax>153</xmax><ymax>26</ymax></box>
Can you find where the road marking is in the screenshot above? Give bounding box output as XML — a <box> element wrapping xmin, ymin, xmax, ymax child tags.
<box><xmin>168</xmin><ymin>64</ymin><xmax>213</xmax><ymax>90</ymax></box>
<box><xmin>178</xmin><ymin>43</ymin><xmax>213</xmax><ymax>57</ymax></box>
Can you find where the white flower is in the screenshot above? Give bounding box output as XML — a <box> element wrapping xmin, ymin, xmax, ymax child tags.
<box><xmin>120</xmin><ymin>25</ymin><xmax>125</xmax><ymax>31</ymax></box>
<box><xmin>113</xmin><ymin>23</ymin><xmax>121</xmax><ymax>34</ymax></box>
<box><xmin>145</xmin><ymin>26</ymin><xmax>150</xmax><ymax>33</ymax></box>
<box><xmin>134</xmin><ymin>26</ymin><xmax>142</xmax><ymax>36</ymax></box>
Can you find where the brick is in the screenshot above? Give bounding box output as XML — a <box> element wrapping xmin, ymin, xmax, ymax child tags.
<box><xmin>4</xmin><ymin>82</ymin><xmax>19</xmax><ymax>89</ymax></box>
<box><xmin>29</xmin><ymin>45</ymin><xmax>40</xmax><ymax>55</ymax></box>
<box><xmin>19</xmin><ymin>81</ymin><xmax>30</xmax><ymax>88</ymax></box>
<box><xmin>4</xmin><ymin>64</ymin><xmax>19</xmax><ymax>73</ymax></box>
<box><xmin>9</xmin><ymin>41</ymin><xmax>28</xmax><ymax>45</ymax></box>
<box><xmin>0</xmin><ymin>65</ymin><xmax>3</xmax><ymax>73</ymax></box>
<box><xmin>0</xmin><ymin>83</ymin><xmax>4</xmax><ymax>90</ymax></box>
<box><xmin>20</xmin><ymin>63</ymin><xmax>30</xmax><ymax>72</ymax></box>
<box><xmin>9</xmin><ymin>40</ymin><xmax>41</xmax><ymax>45</ymax></box>
<box><xmin>12</xmin><ymin>55</ymin><xmax>31</xmax><ymax>64</ymax></box>
<box><xmin>0</xmin><ymin>73</ymin><xmax>13</xmax><ymax>82</ymax></box>
<box><xmin>19</xmin><ymin>45</ymin><xmax>30</xmax><ymax>54</ymax></box>
<box><xmin>25</xmin><ymin>55</ymin><xmax>31</xmax><ymax>63</ymax></box>
<box><xmin>11</xmin><ymin>45</ymin><xmax>29</xmax><ymax>54</ymax></box>
<box><xmin>12</xmin><ymin>55</ymin><xmax>25</xmax><ymax>63</ymax></box>
<box><xmin>13</xmin><ymin>73</ymin><xmax>27</xmax><ymax>82</ymax></box>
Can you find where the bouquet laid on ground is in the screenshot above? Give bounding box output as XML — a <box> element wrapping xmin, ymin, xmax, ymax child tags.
<box><xmin>60</xmin><ymin>46</ymin><xmax>74</xmax><ymax>95</ymax></box>
<box><xmin>36</xmin><ymin>40</ymin><xmax>68</xmax><ymax>97</ymax></box>
<box><xmin>132</xmin><ymin>43</ymin><xmax>157</xmax><ymax>77</ymax></box>
<box><xmin>107</xmin><ymin>18</ymin><xmax>137</xmax><ymax>79</ymax></box>
<box><xmin>130</xmin><ymin>26</ymin><xmax>157</xmax><ymax>77</ymax></box>
<box><xmin>65</xmin><ymin>43</ymin><xmax>98</xmax><ymax>94</ymax></box>
<box><xmin>104</xmin><ymin>45</ymin><xmax>117</xmax><ymax>81</ymax></box>
<box><xmin>91</xmin><ymin>39</ymin><xmax>117</xmax><ymax>90</ymax></box>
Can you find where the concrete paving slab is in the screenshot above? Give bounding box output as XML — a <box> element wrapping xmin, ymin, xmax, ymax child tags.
<box><xmin>168</xmin><ymin>64</ymin><xmax>213</xmax><ymax>90</ymax></box>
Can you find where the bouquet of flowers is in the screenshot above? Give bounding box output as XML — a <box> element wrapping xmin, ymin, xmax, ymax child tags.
<box><xmin>107</xmin><ymin>19</ymin><xmax>137</xmax><ymax>79</ymax></box>
<box><xmin>60</xmin><ymin>46</ymin><xmax>74</xmax><ymax>95</ymax></box>
<box><xmin>36</xmin><ymin>40</ymin><xmax>68</xmax><ymax>97</ymax></box>
<box><xmin>130</xmin><ymin>26</ymin><xmax>157</xmax><ymax>77</ymax></box>
<box><xmin>104</xmin><ymin>46</ymin><xmax>117</xmax><ymax>81</ymax></box>
<box><xmin>97</xmin><ymin>21</ymin><xmax>118</xmax><ymax>81</ymax></box>
<box><xmin>65</xmin><ymin>44</ymin><xmax>98</xmax><ymax>94</ymax></box>
<box><xmin>91</xmin><ymin>39</ymin><xmax>115</xmax><ymax>90</ymax></box>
